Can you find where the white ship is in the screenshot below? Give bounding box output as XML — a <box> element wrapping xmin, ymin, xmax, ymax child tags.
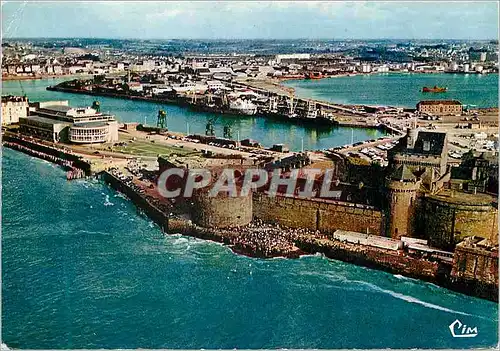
<box><xmin>228</xmin><ymin>98</ymin><xmax>258</xmax><ymax>115</ymax></box>
<box><xmin>305</xmin><ymin>100</ymin><xmax>318</xmax><ymax>119</ymax></box>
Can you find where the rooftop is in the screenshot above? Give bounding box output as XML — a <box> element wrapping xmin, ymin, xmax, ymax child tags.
<box><xmin>20</xmin><ymin>115</ymin><xmax>72</xmax><ymax>126</ymax></box>
<box><xmin>42</xmin><ymin>105</ymin><xmax>73</xmax><ymax>113</ymax></box>
<box><xmin>72</xmin><ymin>121</ymin><xmax>109</xmax><ymax>128</ymax></box>
<box><xmin>390</xmin><ymin>164</ymin><xmax>417</xmax><ymax>181</ymax></box>
<box><xmin>417</xmin><ymin>100</ymin><xmax>462</xmax><ymax>106</ymax></box>
<box><xmin>412</xmin><ymin>131</ymin><xmax>447</xmax><ymax>155</ymax></box>
<box><xmin>428</xmin><ymin>190</ymin><xmax>497</xmax><ymax>206</ymax></box>
<box><xmin>2</xmin><ymin>95</ymin><xmax>28</xmax><ymax>103</ymax></box>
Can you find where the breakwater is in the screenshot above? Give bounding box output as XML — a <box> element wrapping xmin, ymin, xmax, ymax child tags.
<box><xmin>297</xmin><ymin>237</ymin><xmax>442</xmax><ymax>280</ymax></box>
<box><xmin>2</xmin><ymin>134</ymin><xmax>90</xmax><ymax>176</ymax></box>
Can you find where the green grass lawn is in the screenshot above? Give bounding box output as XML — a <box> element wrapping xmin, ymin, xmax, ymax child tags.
<box><xmin>113</xmin><ymin>140</ymin><xmax>199</xmax><ymax>157</ymax></box>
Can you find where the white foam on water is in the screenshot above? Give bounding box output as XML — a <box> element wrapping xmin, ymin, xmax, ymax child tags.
<box><xmin>114</xmin><ymin>192</ymin><xmax>128</xmax><ymax>200</ymax></box>
<box><xmin>1</xmin><ymin>343</ymin><xmax>10</xmax><ymax>351</ymax></box>
<box><xmin>269</xmin><ymin>256</ymin><xmax>287</xmax><ymax>260</ymax></box>
<box><xmin>103</xmin><ymin>195</ymin><xmax>114</xmax><ymax>206</ymax></box>
<box><xmin>172</xmin><ymin>237</ymin><xmax>190</xmax><ymax>245</ymax></box>
<box><xmin>353</xmin><ymin>280</ymin><xmax>488</xmax><ymax>319</ymax></box>
<box><xmin>393</xmin><ymin>274</ymin><xmax>419</xmax><ymax>283</ymax></box>
<box><xmin>297</xmin><ymin>270</ymin><xmax>491</xmax><ymax>320</ymax></box>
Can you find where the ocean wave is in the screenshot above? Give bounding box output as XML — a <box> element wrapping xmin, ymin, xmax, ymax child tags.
<box><xmin>379</xmin><ymin>288</ymin><xmax>474</xmax><ymax>316</ymax></box>
<box><xmin>296</xmin><ymin>271</ymin><xmax>490</xmax><ymax>320</ymax></box>
<box><xmin>353</xmin><ymin>280</ymin><xmax>487</xmax><ymax>318</ymax></box>
<box><xmin>296</xmin><ymin>270</ymin><xmax>350</xmax><ymax>284</ymax></box>
<box><xmin>114</xmin><ymin>192</ymin><xmax>129</xmax><ymax>200</ymax></box>
<box><xmin>299</xmin><ymin>252</ymin><xmax>326</xmax><ymax>259</ymax></box>
<box><xmin>171</xmin><ymin>237</ymin><xmax>190</xmax><ymax>245</ymax></box>
<box><xmin>393</xmin><ymin>274</ymin><xmax>418</xmax><ymax>282</ymax></box>
<box><xmin>103</xmin><ymin>195</ymin><xmax>114</xmax><ymax>206</ymax></box>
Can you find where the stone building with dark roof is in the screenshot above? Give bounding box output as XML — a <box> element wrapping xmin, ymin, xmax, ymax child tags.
<box><xmin>385</xmin><ymin>127</ymin><xmax>497</xmax><ymax>250</ymax></box>
<box><xmin>417</xmin><ymin>100</ymin><xmax>462</xmax><ymax>116</ymax></box>
<box><xmin>388</xmin><ymin>128</ymin><xmax>450</xmax><ymax>192</ymax></box>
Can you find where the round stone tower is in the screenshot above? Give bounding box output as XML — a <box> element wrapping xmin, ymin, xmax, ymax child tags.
<box><xmin>191</xmin><ymin>189</ymin><xmax>253</xmax><ymax>229</ymax></box>
<box><xmin>386</xmin><ymin>165</ymin><xmax>421</xmax><ymax>239</ymax></box>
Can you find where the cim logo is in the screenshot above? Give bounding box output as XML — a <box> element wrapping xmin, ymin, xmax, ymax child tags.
<box><xmin>449</xmin><ymin>319</ymin><xmax>478</xmax><ymax>338</ymax></box>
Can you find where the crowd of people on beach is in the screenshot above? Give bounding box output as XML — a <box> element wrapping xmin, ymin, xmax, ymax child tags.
<box><xmin>227</xmin><ymin>220</ymin><xmax>326</xmax><ymax>257</ymax></box>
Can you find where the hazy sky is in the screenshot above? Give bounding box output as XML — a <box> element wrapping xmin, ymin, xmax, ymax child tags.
<box><xmin>2</xmin><ymin>1</ymin><xmax>499</xmax><ymax>40</ymax></box>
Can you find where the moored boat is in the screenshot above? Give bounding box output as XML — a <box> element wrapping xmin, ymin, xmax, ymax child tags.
<box><xmin>228</xmin><ymin>98</ymin><xmax>258</xmax><ymax>115</ymax></box>
<box><xmin>305</xmin><ymin>72</ymin><xmax>323</xmax><ymax>80</ymax></box>
<box><xmin>422</xmin><ymin>86</ymin><xmax>448</xmax><ymax>93</ymax></box>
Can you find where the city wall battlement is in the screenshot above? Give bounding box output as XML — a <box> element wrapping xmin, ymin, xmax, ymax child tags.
<box><xmin>421</xmin><ymin>196</ymin><xmax>498</xmax><ymax>249</ymax></box>
<box><xmin>253</xmin><ymin>192</ymin><xmax>385</xmax><ymax>235</ymax></box>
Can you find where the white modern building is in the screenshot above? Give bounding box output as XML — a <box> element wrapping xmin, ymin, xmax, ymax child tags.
<box><xmin>19</xmin><ymin>101</ymin><xmax>119</xmax><ymax>144</ymax></box>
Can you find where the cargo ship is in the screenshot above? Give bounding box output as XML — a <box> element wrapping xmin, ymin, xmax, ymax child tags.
<box><xmin>422</xmin><ymin>86</ymin><xmax>448</xmax><ymax>93</ymax></box>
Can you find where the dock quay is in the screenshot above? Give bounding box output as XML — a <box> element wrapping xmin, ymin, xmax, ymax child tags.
<box><xmin>46</xmin><ymin>80</ymin><xmax>394</xmax><ymax>131</ymax></box>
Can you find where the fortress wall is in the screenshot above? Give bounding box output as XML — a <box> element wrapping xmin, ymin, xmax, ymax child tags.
<box><xmin>253</xmin><ymin>193</ymin><xmax>384</xmax><ymax>235</ymax></box>
<box><xmin>253</xmin><ymin>194</ymin><xmax>318</xmax><ymax>228</ymax></box>
<box><xmin>422</xmin><ymin>198</ymin><xmax>498</xmax><ymax>250</ymax></box>
<box><xmin>452</xmin><ymin>246</ymin><xmax>498</xmax><ymax>286</ymax></box>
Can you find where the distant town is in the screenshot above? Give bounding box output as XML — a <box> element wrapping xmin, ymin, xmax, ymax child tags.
<box><xmin>2</xmin><ymin>38</ymin><xmax>499</xmax><ymax>301</ymax></box>
<box><xmin>2</xmin><ymin>38</ymin><xmax>499</xmax><ymax>80</ymax></box>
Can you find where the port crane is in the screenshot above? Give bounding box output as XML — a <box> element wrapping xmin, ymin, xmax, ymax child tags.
<box><xmin>223</xmin><ymin>125</ymin><xmax>232</xmax><ymax>139</ymax></box>
<box><xmin>205</xmin><ymin>114</ymin><xmax>234</xmax><ymax>139</ymax></box>
<box><xmin>92</xmin><ymin>101</ymin><xmax>100</xmax><ymax>113</ymax></box>
<box><xmin>205</xmin><ymin>117</ymin><xmax>216</xmax><ymax>136</ymax></box>
<box><xmin>204</xmin><ymin>90</ymin><xmax>234</xmax><ymax>138</ymax></box>
<box><xmin>157</xmin><ymin>110</ymin><xmax>167</xmax><ymax>129</ymax></box>
<box><xmin>282</xmin><ymin>86</ymin><xmax>298</xmax><ymax>117</ymax></box>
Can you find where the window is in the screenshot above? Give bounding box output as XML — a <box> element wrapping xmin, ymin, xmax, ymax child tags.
<box><xmin>423</xmin><ymin>141</ymin><xmax>431</xmax><ymax>151</ymax></box>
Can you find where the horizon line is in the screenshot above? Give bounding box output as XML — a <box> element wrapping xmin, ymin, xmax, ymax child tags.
<box><xmin>4</xmin><ymin>37</ymin><xmax>498</xmax><ymax>42</ymax></box>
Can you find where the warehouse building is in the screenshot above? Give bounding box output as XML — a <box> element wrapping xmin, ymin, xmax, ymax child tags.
<box><xmin>417</xmin><ymin>100</ymin><xmax>462</xmax><ymax>116</ymax></box>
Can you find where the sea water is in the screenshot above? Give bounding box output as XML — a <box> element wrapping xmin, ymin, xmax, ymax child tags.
<box><xmin>283</xmin><ymin>72</ymin><xmax>499</xmax><ymax>108</ymax></box>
